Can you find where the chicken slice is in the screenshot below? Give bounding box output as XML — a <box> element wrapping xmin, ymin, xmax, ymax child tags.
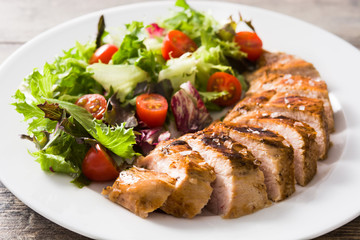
<box><xmin>209</xmin><ymin>122</ymin><xmax>295</xmax><ymax>202</ymax></box>
<box><xmin>136</xmin><ymin>139</ymin><xmax>216</xmax><ymax>218</ymax></box>
<box><xmin>102</xmin><ymin>167</ymin><xmax>176</xmax><ymax>218</ymax></box>
<box><xmin>180</xmin><ymin>130</ymin><xmax>269</xmax><ymax>218</ymax></box>
<box><xmin>231</xmin><ymin>111</ymin><xmax>318</xmax><ymax>186</ymax></box>
<box><xmin>248</xmin><ymin>73</ymin><xmax>334</xmax><ymax>132</ymax></box>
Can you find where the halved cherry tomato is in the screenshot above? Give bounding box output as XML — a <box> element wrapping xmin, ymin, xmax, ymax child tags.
<box><xmin>76</xmin><ymin>94</ymin><xmax>107</xmax><ymax>120</ymax></box>
<box><xmin>82</xmin><ymin>144</ymin><xmax>119</xmax><ymax>181</ymax></box>
<box><xmin>89</xmin><ymin>44</ymin><xmax>118</xmax><ymax>64</ymax></box>
<box><xmin>136</xmin><ymin>93</ymin><xmax>168</xmax><ymax>128</ymax></box>
<box><xmin>161</xmin><ymin>30</ymin><xmax>197</xmax><ymax>60</ymax></box>
<box><xmin>206</xmin><ymin>72</ymin><xmax>242</xmax><ymax>106</ymax></box>
<box><xmin>234</xmin><ymin>31</ymin><xmax>263</xmax><ymax>61</ymax></box>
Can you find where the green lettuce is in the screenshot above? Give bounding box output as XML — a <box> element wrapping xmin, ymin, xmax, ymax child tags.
<box><xmin>158</xmin><ymin>53</ymin><xmax>197</xmax><ymax>91</ymax></box>
<box><xmin>111</xmin><ymin>21</ymin><xmax>164</xmax><ymax>82</ymax></box>
<box><xmin>199</xmin><ymin>91</ymin><xmax>229</xmax><ymax>103</ymax></box>
<box><xmin>45</xmin><ymin>98</ymin><xmax>137</xmax><ymax>159</ymax></box>
<box><xmin>32</xmin><ymin>130</ymin><xmax>90</xmax><ymax>187</ymax></box>
<box><xmin>159</xmin><ymin>0</ymin><xmax>218</xmax><ymax>46</ymax></box>
<box><xmin>86</xmin><ymin>63</ymin><xmax>148</xmax><ymax>102</ymax></box>
<box><xmin>13</xmin><ymin>41</ymin><xmax>103</xmax><ymax>144</ymax></box>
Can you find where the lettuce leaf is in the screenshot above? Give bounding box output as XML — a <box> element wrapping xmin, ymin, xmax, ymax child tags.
<box><xmin>112</xmin><ymin>21</ymin><xmax>146</xmax><ymax>65</ymax></box>
<box><xmin>158</xmin><ymin>53</ymin><xmax>197</xmax><ymax>91</ymax></box>
<box><xmin>31</xmin><ymin>130</ymin><xmax>90</xmax><ymax>187</ymax></box>
<box><xmin>13</xmin><ymin>90</ymin><xmax>57</xmax><ymax>147</ymax></box>
<box><xmin>159</xmin><ymin>0</ymin><xmax>218</xmax><ymax>46</ymax></box>
<box><xmin>111</xmin><ymin>21</ymin><xmax>164</xmax><ymax>82</ymax></box>
<box><xmin>33</xmin><ymin>132</ymin><xmax>88</xmax><ymax>174</ymax></box>
<box><xmin>86</xmin><ymin>63</ymin><xmax>148</xmax><ymax>102</ymax></box>
<box><xmin>13</xmin><ymin>41</ymin><xmax>103</xmax><ymax>144</ymax></box>
<box><xmin>44</xmin><ymin>98</ymin><xmax>137</xmax><ymax>159</ymax></box>
<box><xmin>198</xmin><ymin>91</ymin><xmax>228</xmax><ymax>102</ymax></box>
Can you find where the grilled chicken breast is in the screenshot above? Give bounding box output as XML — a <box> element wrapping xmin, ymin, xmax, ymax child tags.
<box><xmin>264</xmin><ymin>92</ymin><xmax>329</xmax><ymax>159</ymax></box>
<box><xmin>208</xmin><ymin>122</ymin><xmax>295</xmax><ymax>202</ymax></box>
<box><xmin>247</xmin><ymin>73</ymin><xmax>334</xmax><ymax>132</ymax></box>
<box><xmin>225</xmin><ymin>90</ymin><xmax>329</xmax><ymax>160</ymax></box>
<box><xmin>102</xmin><ymin>167</ymin><xmax>176</xmax><ymax>218</ymax></box>
<box><xmin>180</xmin><ymin>131</ymin><xmax>269</xmax><ymax>218</ymax></box>
<box><xmin>136</xmin><ymin>139</ymin><xmax>216</xmax><ymax>218</ymax></box>
<box><xmin>230</xmin><ymin>111</ymin><xmax>318</xmax><ymax>186</ymax></box>
<box><xmin>103</xmin><ymin>51</ymin><xmax>334</xmax><ymax>219</ymax></box>
<box><xmin>224</xmin><ymin>90</ymin><xmax>276</xmax><ymax>122</ymax></box>
<box><xmin>246</xmin><ymin>51</ymin><xmax>321</xmax><ymax>82</ymax></box>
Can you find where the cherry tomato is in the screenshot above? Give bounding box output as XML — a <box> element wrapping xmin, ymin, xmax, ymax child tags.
<box><xmin>206</xmin><ymin>72</ymin><xmax>242</xmax><ymax>106</ymax></box>
<box><xmin>234</xmin><ymin>31</ymin><xmax>263</xmax><ymax>61</ymax></box>
<box><xmin>161</xmin><ymin>30</ymin><xmax>198</xmax><ymax>60</ymax></box>
<box><xmin>89</xmin><ymin>44</ymin><xmax>118</xmax><ymax>64</ymax></box>
<box><xmin>136</xmin><ymin>93</ymin><xmax>168</xmax><ymax>128</ymax></box>
<box><xmin>82</xmin><ymin>144</ymin><xmax>119</xmax><ymax>181</ymax></box>
<box><xmin>76</xmin><ymin>94</ymin><xmax>107</xmax><ymax>120</ymax></box>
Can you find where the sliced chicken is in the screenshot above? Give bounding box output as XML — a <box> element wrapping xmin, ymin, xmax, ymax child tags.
<box><xmin>225</xmin><ymin>90</ymin><xmax>277</xmax><ymax>122</ymax></box>
<box><xmin>208</xmin><ymin>122</ymin><xmax>295</xmax><ymax>202</ymax></box>
<box><xmin>102</xmin><ymin>167</ymin><xmax>176</xmax><ymax>218</ymax></box>
<box><xmin>225</xmin><ymin>90</ymin><xmax>329</xmax><ymax>160</ymax></box>
<box><xmin>180</xmin><ymin>130</ymin><xmax>269</xmax><ymax>218</ymax></box>
<box><xmin>136</xmin><ymin>139</ymin><xmax>216</xmax><ymax>218</ymax></box>
<box><xmin>246</xmin><ymin>51</ymin><xmax>321</xmax><ymax>82</ymax></box>
<box><xmin>248</xmin><ymin>73</ymin><xmax>334</xmax><ymax>132</ymax></box>
<box><xmin>264</xmin><ymin>92</ymin><xmax>329</xmax><ymax>159</ymax></box>
<box><xmin>230</xmin><ymin>111</ymin><xmax>318</xmax><ymax>186</ymax></box>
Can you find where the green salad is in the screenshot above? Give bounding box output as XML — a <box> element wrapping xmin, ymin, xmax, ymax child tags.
<box><xmin>13</xmin><ymin>0</ymin><xmax>263</xmax><ymax>187</ymax></box>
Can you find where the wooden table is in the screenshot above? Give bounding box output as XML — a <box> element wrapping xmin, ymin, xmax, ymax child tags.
<box><xmin>1</xmin><ymin>0</ymin><xmax>359</xmax><ymax>239</ymax></box>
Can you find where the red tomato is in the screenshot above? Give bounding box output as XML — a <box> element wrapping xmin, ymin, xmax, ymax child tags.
<box><xmin>136</xmin><ymin>93</ymin><xmax>168</xmax><ymax>128</ymax></box>
<box><xmin>161</xmin><ymin>30</ymin><xmax>197</xmax><ymax>60</ymax></box>
<box><xmin>82</xmin><ymin>144</ymin><xmax>119</xmax><ymax>181</ymax></box>
<box><xmin>89</xmin><ymin>44</ymin><xmax>118</xmax><ymax>64</ymax></box>
<box><xmin>206</xmin><ymin>72</ymin><xmax>242</xmax><ymax>106</ymax></box>
<box><xmin>76</xmin><ymin>94</ymin><xmax>107</xmax><ymax>120</ymax></box>
<box><xmin>234</xmin><ymin>31</ymin><xmax>263</xmax><ymax>61</ymax></box>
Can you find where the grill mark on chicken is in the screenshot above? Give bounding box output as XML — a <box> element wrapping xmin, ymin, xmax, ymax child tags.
<box><xmin>228</xmin><ymin>125</ymin><xmax>289</xmax><ymax>148</ymax></box>
<box><xmin>167</xmin><ymin>140</ymin><xmax>188</xmax><ymax>146</ymax></box>
<box><xmin>161</xmin><ymin>140</ymin><xmax>192</xmax><ymax>155</ymax></box>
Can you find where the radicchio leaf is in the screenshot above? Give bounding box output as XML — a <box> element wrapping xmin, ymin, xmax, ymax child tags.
<box><xmin>104</xmin><ymin>94</ymin><xmax>138</xmax><ymax>128</ymax></box>
<box><xmin>135</xmin><ymin>128</ymin><xmax>170</xmax><ymax>155</ymax></box>
<box><xmin>171</xmin><ymin>81</ymin><xmax>212</xmax><ymax>133</ymax></box>
<box><xmin>146</xmin><ymin>23</ymin><xmax>165</xmax><ymax>38</ymax></box>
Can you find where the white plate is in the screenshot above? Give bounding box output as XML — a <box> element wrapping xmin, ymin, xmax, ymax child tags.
<box><xmin>1</xmin><ymin>1</ymin><xmax>359</xmax><ymax>239</ymax></box>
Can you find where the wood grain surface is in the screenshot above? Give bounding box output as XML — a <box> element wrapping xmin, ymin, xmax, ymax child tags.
<box><xmin>1</xmin><ymin>0</ymin><xmax>359</xmax><ymax>239</ymax></box>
